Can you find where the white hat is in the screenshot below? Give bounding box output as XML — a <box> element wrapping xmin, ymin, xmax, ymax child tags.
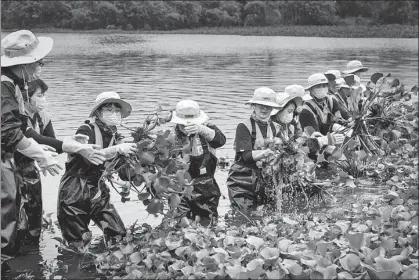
<box><xmin>335</xmin><ymin>78</ymin><xmax>350</xmax><ymax>89</ymax></box>
<box><xmin>324</xmin><ymin>70</ymin><xmax>341</xmax><ymax>80</ymax></box>
<box><xmin>343</xmin><ymin>60</ymin><xmax>369</xmax><ymax>75</ymax></box>
<box><xmin>89</xmin><ymin>91</ymin><xmax>132</xmax><ymax>118</ymax></box>
<box><xmin>245</xmin><ymin>87</ymin><xmax>280</xmax><ymax>108</ymax></box>
<box><xmin>170</xmin><ymin>100</ymin><xmax>209</xmax><ymax>125</ymax></box>
<box><xmin>271</xmin><ymin>85</ymin><xmax>310</xmax><ymax>115</ymax></box>
<box><xmin>1</xmin><ymin>30</ymin><xmax>53</xmax><ymax>67</ymax></box>
<box><xmin>305</xmin><ymin>73</ymin><xmax>329</xmax><ymax>90</ymax></box>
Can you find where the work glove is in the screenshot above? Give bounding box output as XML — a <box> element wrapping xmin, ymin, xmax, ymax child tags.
<box><xmin>184</xmin><ymin>124</ymin><xmax>216</xmax><ymax>141</ymax></box>
<box><xmin>311</xmin><ymin>132</ymin><xmax>345</xmax><ymax>147</ymax></box>
<box><xmin>332</xmin><ymin>123</ymin><xmax>353</xmax><ymax>137</ymax></box>
<box><xmin>17</xmin><ymin>138</ymin><xmax>63</xmax><ymax>176</ymax></box>
<box><xmin>252</xmin><ymin>148</ymin><xmax>275</xmax><ymax>161</ymax></box>
<box><xmin>101</xmin><ymin>143</ymin><xmax>138</xmax><ymax>160</ymax></box>
<box><xmin>62</xmin><ymin>134</ymin><xmax>107</xmax><ymax>165</ymax></box>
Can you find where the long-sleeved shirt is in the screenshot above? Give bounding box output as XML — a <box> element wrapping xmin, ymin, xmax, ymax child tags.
<box><xmin>1</xmin><ymin>72</ymin><xmax>25</xmax><ymax>161</ymax></box>
<box><xmin>234</xmin><ymin>120</ymin><xmax>272</xmax><ymax>169</ymax></box>
<box><xmin>299</xmin><ymin>97</ymin><xmax>350</xmax><ymax>135</ymax></box>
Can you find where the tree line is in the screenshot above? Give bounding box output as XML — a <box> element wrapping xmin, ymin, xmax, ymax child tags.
<box><xmin>1</xmin><ymin>1</ymin><xmax>418</xmax><ymax>31</ymax></box>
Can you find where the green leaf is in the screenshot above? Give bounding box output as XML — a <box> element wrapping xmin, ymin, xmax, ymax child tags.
<box><xmin>337</xmin><ymin>271</ymin><xmax>354</xmax><ymax>279</ymax></box>
<box><xmin>246</xmin><ymin>236</ymin><xmax>265</xmax><ymax>250</ymax></box>
<box><xmin>324</xmin><ymin>264</ymin><xmax>338</xmax><ymax>279</ymax></box>
<box><xmin>374</xmin><ymin>256</ymin><xmax>402</xmax><ymax>274</ymax></box>
<box><xmin>371</xmin><ymin>73</ymin><xmax>384</xmax><ymax>84</ymax></box>
<box><xmin>340</xmin><ymin>254</ymin><xmax>361</xmax><ymax>273</ymax></box>
<box><xmin>347</xmin><ymin>233</ymin><xmax>364</xmax><ymax>251</ymax></box>
<box><xmin>282</xmin><ymin>259</ymin><xmax>302</xmax><ymax>275</ymax></box>
<box><xmin>400</xmin><ymin>269</ymin><xmax>419</xmax><ymax>279</ymax></box>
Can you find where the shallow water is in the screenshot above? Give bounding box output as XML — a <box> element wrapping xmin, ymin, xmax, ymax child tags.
<box><xmin>1</xmin><ymin>33</ymin><xmax>418</xmax><ymax>278</ymax></box>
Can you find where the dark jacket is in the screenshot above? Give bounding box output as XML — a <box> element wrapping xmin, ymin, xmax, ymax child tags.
<box><xmin>1</xmin><ymin>70</ymin><xmax>25</xmax><ymax>161</ymax></box>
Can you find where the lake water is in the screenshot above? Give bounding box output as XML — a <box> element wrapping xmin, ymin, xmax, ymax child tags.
<box><xmin>2</xmin><ymin>33</ymin><xmax>418</xmax><ymax>278</ymax></box>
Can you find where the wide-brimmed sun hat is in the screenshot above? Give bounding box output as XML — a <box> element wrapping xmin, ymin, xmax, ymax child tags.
<box><xmin>245</xmin><ymin>87</ymin><xmax>280</xmax><ymax>108</ymax></box>
<box><xmin>1</xmin><ymin>30</ymin><xmax>53</xmax><ymax>67</ymax></box>
<box><xmin>324</xmin><ymin>70</ymin><xmax>341</xmax><ymax>81</ymax></box>
<box><xmin>335</xmin><ymin>78</ymin><xmax>350</xmax><ymax>89</ymax></box>
<box><xmin>89</xmin><ymin>91</ymin><xmax>132</xmax><ymax>118</ymax></box>
<box><xmin>271</xmin><ymin>85</ymin><xmax>310</xmax><ymax>115</ymax></box>
<box><xmin>343</xmin><ymin>60</ymin><xmax>369</xmax><ymax>75</ymax></box>
<box><xmin>170</xmin><ymin>100</ymin><xmax>209</xmax><ymax>125</ymax></box>
<box><xmin>305</xmin><ymin>73</ymin><xmax>329</xmax><ymax>90</ymax></box>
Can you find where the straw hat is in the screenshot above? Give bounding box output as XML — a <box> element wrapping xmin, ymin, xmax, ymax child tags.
<box><xmin>245</xmin><ymin>87</ymin><xmax>280</xmax><ymax>108</ymax></box>
<box><xmin>89</xmin><ymin>91</ymin><xmax>132</xmax><ymax>118</ymax></box>
<box><xmin>1</xmin><ymin>30</ymin><xmax>53</xmax><ymax>67</ymax></box>
<box><xmin>305</xmin><ymin>73</ymin><xmax>329</xmax><ymax>90</ymax></box>
<box><xmin>343</xmin><ymin>60</ymin><xmax>369</xmax><ymax>75</ymax></box>
<box><xmin>170</xmin><ymin>100</ymin><xmax>209</xmax><ymax>125</ymax></box>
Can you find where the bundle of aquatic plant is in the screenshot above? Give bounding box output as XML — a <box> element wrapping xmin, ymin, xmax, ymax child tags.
<box><xmin>256</xmin><ymin>136</ymin><xmax>333</xmax><ymax>213</ymax></box>
<box><xmin>328</xmin><ymin>74</ymin><xmax>418</xmax><ymax>178</ymax></box>
<box><xmin>98</xmin><ymin>107</ymin><xmax>194</xmax><ymax>226</ymax></box>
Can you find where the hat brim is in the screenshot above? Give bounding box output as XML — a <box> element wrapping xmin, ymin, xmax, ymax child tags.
<box><xmin>343</xmin><ymin>67</ymin><xmax>369</xmax><ymax>75</ymax></box>
<box><xmin>305</xmin><ymin>82</ymin><xmax>328</xmax><ymax>91</ymax></box>
<box><xmin>271</xmin><ymin>96</ymin><xmax>304</xmax><ymax>116</ymax></box>
<box><xmin>89</xmin><ymin>98</ymin><xmax>132</xmax><ymax>118</ymax></box>
<box><xmin>170</xmin><ymin>110</ymin><xmax>209</xmax><ymax>125</ymax></box>
<box><xmin>1</xmin><ymin>37</ymin><xmax>53</xmax><ymax>67</ymax></box>
<box><xmin>245</xmin><ymin>100</ymin><xmax>280</xmax><ymax>108</ymax></box>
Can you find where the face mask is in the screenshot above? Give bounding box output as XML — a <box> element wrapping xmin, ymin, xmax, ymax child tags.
<box><xmin>102</xmin><ymin>111</ymin><xmax>122</xmax><ymax>126</ymax></box>
<box><xmin>312</xmin><ymin>87</ymin><xmax>328</xmax><ymax>100</ymax></box>
<box><xmin>31</xmin><ymin>96</ymin><xmax>47</xmax><ymax>111</ymax></box>
<box><xmin>279</xmin><ymin>111</ymin><xmax>294</xmax><ymax>124</ymax></box>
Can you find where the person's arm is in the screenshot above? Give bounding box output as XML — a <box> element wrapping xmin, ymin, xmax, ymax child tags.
<box><xmin>206</xmin><ymin>124</ymin><xmax>226</xmax><ymax>149</ymax></box>
<box><xmin>25</xmin><ymin>127</ymin><xmax>63</xmax><ymax>153</ymax></box>
<box><xmin>332</xmin><ymin>98</ymin><xmax>351</xmax><ymax>120</ymax></box>
<box><xmin>43</xmin><ymin>120</ymin><xmax>56</xmax><ymax>139</ymax></box>
<box><xmin>299</xmin><ymin>108</ymin><xmax>320</xmax><ymax>133</ymax></box>
<box><xmin>1</xmin><ymin>82</ymin><xmax>25</xmax><ymax>152</ymax></box>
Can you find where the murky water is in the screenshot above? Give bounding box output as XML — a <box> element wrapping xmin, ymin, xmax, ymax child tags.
<box><xmin>2</xmin><ymin>33</ymin><xmax>418</xmax><ymax>278</ymax></box>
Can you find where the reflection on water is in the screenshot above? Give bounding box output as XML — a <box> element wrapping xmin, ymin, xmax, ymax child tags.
<box><xmin>1</xmin><ymin>33</ymin><xmax>418</xmax><ymax>278</ymax></box>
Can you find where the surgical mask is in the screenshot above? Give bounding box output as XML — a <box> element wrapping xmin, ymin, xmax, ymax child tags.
<box><xmin>279</xmin><ymin>111</ymin><xmax>294</xmax><ymax>124</ymax></box>
<box><xmin>31</xmin><ymin>96</ymin><xmax>47</xmax><ymax>111</ymax></box>
<box><xmin>312</xmin><ymin>87</ymin><xmax>328</xmax><ymax>100</ymax></box>
<box><xmin>21</xmin><ymin>64</ymin><xmax>41</xmax><ymax>82</ymax></box>
<box><xmin>102</xmin><ymin>111</ymin><xmax>122</xmax><ymax>126</ymax></box>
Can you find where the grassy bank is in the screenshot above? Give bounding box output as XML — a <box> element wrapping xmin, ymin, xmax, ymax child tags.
<box><xmin>3</xmin><ymin>24</ymin><xmax>418</xmax><ymax>38</ymax></box>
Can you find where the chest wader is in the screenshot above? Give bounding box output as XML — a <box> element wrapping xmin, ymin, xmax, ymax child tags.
<box><xmin>304</xmin><ymin>98</ymin><xmax>335</xmax><ymax>163</ymax></box>
<box><xmin>1</xmin><ymin>75</ymin><xmax>26</xmax><ymax>256</ymax></box>
<box><xmin>57</xmin><ymin>123</ymin><xmax>125</xmax><ymax>248</ymax></box>
<box><xmin>175</xmin><ymin>133</ymin><xmax>221</xmax><ymax>226</ymax></box>
<box><xmin>227</xmin><ymin>118</ymin><xmax>276</xmax><ymax>213</ymax></box>
<box><xmin>15</xmin><ymin>110</ymin><xmax>50</xmax><ymax>245</ymax></box>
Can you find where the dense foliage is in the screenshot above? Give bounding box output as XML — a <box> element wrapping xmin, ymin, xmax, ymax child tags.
<box><xmin>1</xmin><ymin>1</ymin><xmax>418</xmax><ymax>31</ymax></box>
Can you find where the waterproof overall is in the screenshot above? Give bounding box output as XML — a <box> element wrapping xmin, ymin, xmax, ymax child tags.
<box><xmin>57</xmin><ymin>122</ymin><xmax>126</xmax><ymax>245</ymax></box>
<box><xmin>1</xmin><ymin>75</ymin><xmax>26</xmax><ymax>256</ymax></box>
<box><xmin>227</xmin><ymin>117</ymin><xmax>276</xmax><ymax>212</ymax></box>
<box><xmin>15</xmin><ymin>110</ymin><xmax>52</xmax><ymax>244</ymax></box>
<box><xmin>175</xmin><ymin>132</ymin><xmax>221</xmax><ymax>225</ymax></box>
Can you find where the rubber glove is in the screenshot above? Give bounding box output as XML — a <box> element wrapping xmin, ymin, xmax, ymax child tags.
<box><xmin>18</xmin><ymin>138</ymin><xmax>63</xmax><ymax>176</ymax></box>
<box><xmin>62</xmin><ymin>134</ymin><xmax>106</xmax><ymax>165</ymax></box>
<box><xmin>185</xmin><ymin>124</ymin><xmax>216</xmax><ymax>141</ymax></box>
<box><xmin>101</xmin><ymin>143</ymin><xmax>138</xmax><ymax>160</ymax></box>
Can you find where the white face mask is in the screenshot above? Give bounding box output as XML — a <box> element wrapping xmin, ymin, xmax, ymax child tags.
<box><xmin>31</xmin><ymin>96</ymin><xmax>47</xmax><ymax>111</ymax></box>
<box><xmin>102</xmin><ymin>111</ymin><xmax>122</xmax><ymax>126</ymax></box>
<box><xmin>312</xmin><ymin>87</ymin><xmax>328</xmax><ymax>100</ymax></box>
<box><xmin>279</xmin><ymin>111</ymin><xmax>294</xmax><ymax>124</ymax></box>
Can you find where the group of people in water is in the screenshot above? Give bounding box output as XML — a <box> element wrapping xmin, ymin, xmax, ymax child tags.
<box><xmin>1</xmin><ymin>30</ymin><xmax>368</xmax><ymax>269</ymax></box>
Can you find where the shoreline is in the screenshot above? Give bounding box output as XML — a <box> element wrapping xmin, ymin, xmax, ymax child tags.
<box><xmin>2</xmin><ymin>24</ymin><xmax>418</xmax><ymax>38</ymax></box>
